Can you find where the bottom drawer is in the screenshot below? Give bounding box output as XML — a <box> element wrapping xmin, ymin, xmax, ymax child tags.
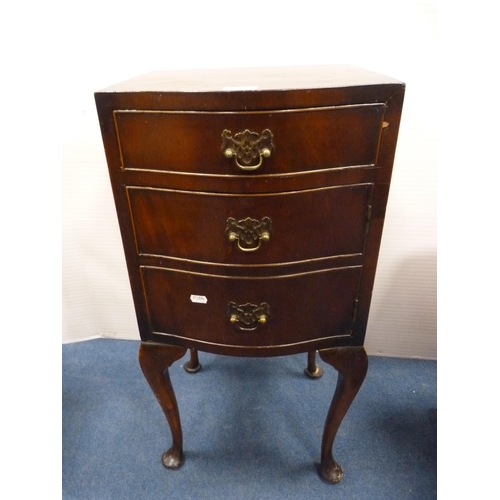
<box><xmin>141</xmin><ymin>266</ymin><xmax>361</xmax><ymax>350</ymax></box>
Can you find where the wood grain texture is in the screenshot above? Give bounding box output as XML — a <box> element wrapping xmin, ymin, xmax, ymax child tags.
<box><xmin>97</xmin><ymin>65</ymin><xmax>403</xmax><ymax>93</ymax></box>
<box><xmin>95</xmin><ymin>66</ymin><xmax>405</xmax><ymax>353</ymax></box>
<box><xmin>95</xmin><ymin>66</ymin><xmax>406</xmax><ymax>482</ymax></box>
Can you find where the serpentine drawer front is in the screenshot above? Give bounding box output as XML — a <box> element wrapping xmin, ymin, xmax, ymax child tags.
<box><xmin>141</xmin><ymin>265</ymin><xmax>362</xmax><ymax>351</ymax></box>
<box><xmin>95</xmin><ymin>65</ymin><xmax>405</xmax><ymax>484</ymax></box>
<box><xmin>113</xmin><ymin>105</ymin><xmax>384</xmax><ymax>174</ymax></box>
<box><xmin>127</xmin><ymin>183</ymin><xmax>373</xmax><ymax>264</ymax></box>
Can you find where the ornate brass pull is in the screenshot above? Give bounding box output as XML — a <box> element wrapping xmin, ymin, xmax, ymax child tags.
<box><xmin>226</xmin><ymin>216</ymin><xmax>272</xmax><ymax>252</ymax></box>
<box><xmin>221</xmin><ymin>129</ymin><xmax>274</xmax><ymax>171</ymax></box>
<box><xmin>228</xmin><ymin>302</ymin><xmax>270</xmax><ymax>331</ymax></box>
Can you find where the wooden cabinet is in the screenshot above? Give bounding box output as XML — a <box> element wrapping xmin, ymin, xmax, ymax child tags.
<box><xmin>95</xmin><ymin>65</ymin><xmax>405</xmax><ymax>483</ymax></box>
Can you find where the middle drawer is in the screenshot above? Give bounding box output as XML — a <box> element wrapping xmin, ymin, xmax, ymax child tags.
<box><xmin>127</xmin><ymin>183</ymin><xmax>373</xmax><ymax>265</ymax></box>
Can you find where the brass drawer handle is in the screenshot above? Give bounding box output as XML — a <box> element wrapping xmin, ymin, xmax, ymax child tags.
<box><xmin>221</xmin><ymin>129</ymin><xmax>274</xmax><ymax>171</ymax></box>
<box><xmin>226</xmin><ymin>216</ymin><xmax>272</xmax><ymax>252</ymax></box>
<box><xmin>228</xmin><ymin>302</ymin><xmax>270</xmax><ymax>331</ymax></box>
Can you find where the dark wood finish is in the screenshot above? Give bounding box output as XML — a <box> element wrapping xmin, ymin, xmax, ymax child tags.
<box><xmin>317</xmin><ymin>347</ymin><xmax>368</xmax><ymax>483</ymax></box>
<box><xmin>186</xmin><ymin>348</ymin><xmax>316</xmax><ymax>378</ymax></box>
<box><xmin>140</xmin><ymin>265</ymin><xmax>362</xmax><ymax>353</ymax></box>
<box><xmin>304</xmin><ymin>350</ymin><xmax>323</xmax><ymax>379</ymax></box>
<box><xmin>95</xmin><ymin>65</ymin><xmax>404</xmax><ymax>483</ymax></box>
<box><xmin>183</xmin><ymin>348</ymin><xmax>201</xmax><ymax>373</ymax></box>
<box><xmin>127</xmin><ymin>183</ymin><xmax>372</xmax><ymax>264</ymax></box>
<box><xmin>138</xmin><ymin>343</ymin><xmax>187</xmax><ymax>468</ymax></box>
<box><xmin>114</xmin><ymin>105</ymin><xmax>383</xmax><ymax>174</ymax></box>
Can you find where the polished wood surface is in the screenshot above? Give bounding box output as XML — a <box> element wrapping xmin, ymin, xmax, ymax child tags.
<box><xmin>304</xmin><ymin>350</ymin><xmax>324</xmax><ymax>379</ymax></box>
<box><xmin>318</xmin><ymin>346</ymin><xmax>368</xmax><ymax>483</ymax></box>
<box><xmin>97</xmin><ymin>65</ymin><xmax>402</xmax><ymax>93</ymax></box>
<box><xmin>183</xmin><ymin>348</ymin><xmax>201</xmax><ymax>374</ymax></box>
<box><xmin>95</xmin><ymin>65</ymin><xmax>404</xmax><ymax>483</ymax></box>
<box><xmin>141</xmin><ymin>265</ymin><xmax>362</xmax><ymax>353</ymax></box>
<box><xmin>114</xmin><ymin>105</ymin><xmax>383</xmax><ymax>174</ymax></box>
<box><xmin>138</xmin><ymin>343</ymin><xmax>187</xmax><ymax>468</ymax></box>
<box><xmin>127</xmin><ymin>183</ymin><xmax>372</xmax><ymax>264</ymax></box>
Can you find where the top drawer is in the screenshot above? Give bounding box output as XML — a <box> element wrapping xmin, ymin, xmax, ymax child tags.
<box><xmin>114</xmin><ymin>104</ymin><xmax>384</xmax><ymax>175</ymax></box>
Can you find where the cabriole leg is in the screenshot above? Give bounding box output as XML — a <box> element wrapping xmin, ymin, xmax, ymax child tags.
<box><xmin>317</xmin><ymin>346</ymin><xmax>368</xmax><ymax>483</ymax></box>
<box><xmin>183</xmin><ymin>348</ymin><xmax>202</xmax><ymax>373</ymax></box>
<box><xmin>138</xmin><ymin>342</ymin><xmax>187</xmax><ymax>469</ymax></box>
<box><xmin>304</xmin><ymin>350</ymin><xmax>323</xmax><ymax>378</ymax></box>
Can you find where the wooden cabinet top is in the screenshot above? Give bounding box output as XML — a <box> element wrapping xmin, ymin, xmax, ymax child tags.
<box><xmin>96</xmin><ymin>65</ymin><xmax>403</xmax><ymax>93</ymax></box>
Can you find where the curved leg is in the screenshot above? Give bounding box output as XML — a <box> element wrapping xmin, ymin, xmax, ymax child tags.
<box><xmin>304</xmin><ymin>350</ymin><xmax>323</xmax><ymax>378</ymax></box>
<box><xmin>138</xmin><ymin>342</ymin><xmax>187</xmax><ymax>469</ymax></box>
<box><xmin>317</xmin><ymin>347</ymin><xmax>368</xmax><ymax>484</ymax></box>
<box><xmin>183</xmin><ymin>348</ymin><xmax>202</xmax><ymax>373</ymax></box>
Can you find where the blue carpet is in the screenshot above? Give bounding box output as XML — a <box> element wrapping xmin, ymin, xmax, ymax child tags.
<box><xmin>62</xmin><ymin>339</ymin><xmax>436</xmax><ymax>499</ymax></box>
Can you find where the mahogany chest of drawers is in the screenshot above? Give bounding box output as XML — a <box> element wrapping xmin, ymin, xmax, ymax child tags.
<box><xmin>95</xmin><ymin>66</ymin><xmax>405</xmax><ymax>483</ymax></box>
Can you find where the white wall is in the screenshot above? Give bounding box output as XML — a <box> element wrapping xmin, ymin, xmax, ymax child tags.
<box><xmin>62</xmin><ymin>0</ymin><xmax>437</xmax><ymax>359</ymax></box>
